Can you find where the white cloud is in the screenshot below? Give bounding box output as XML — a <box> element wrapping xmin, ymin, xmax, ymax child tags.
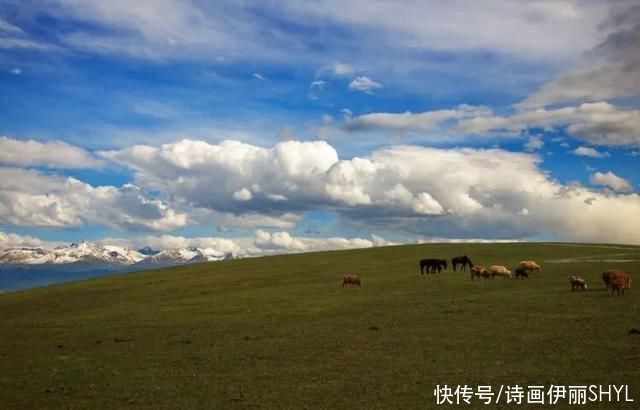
<box><xmin>232</xmin><ymin>187</ymin><xmax>253</xmax><ymax>201</ymax></box>
<box><xmin>339</xmin><ymin>102</ymin><xmax>640</xmax><ymax>147</ymax></box>
<box><xmin>14</xmin><ymin>1</ymin><xmax>604</xmax><ymax>63</ymax></box>
<box><xmin>344</xmin><ymin>104</ymin><xmax>491</xmax><ymax>134</ymax></box>
<box><xmin>590</xmin><ymin>171</ymin><xmax>633</xmax><ymax>193</ymax></box>
<box><xmin>572</xmin><ymin>146</ymin><xmax>608</xmax><ymax>158</ymax></box>
<box><xmin>100</xmin><ymin>139</ymin><xmax>640</xmax><ymax>244</ymax></box>
<box><xmin>524</xmin><ymin>136</ymin><xmax>544</xmax><ymax>152</ymax></box>
<box><xmin>0</xmin><ymin>136</ymin><xmax>101</xmax><ymax>169</ymax></box>
<box><xmin>0</xmin><ymin>231</ymin><xmax>46</xmax><ymax>248</ymax></box>
<box><xmin>253</xmin><ymin>72</ymin><xmax>266</xmax><ymax>80</ymax></box>
<box><xmin>0</xmin><ymin>167</ymin><xmax>187</xmax><ymax>231</ymax></box>
<box><xmin>520</xmin><ymin>1</ymin><xmax>640</xmax><ymax>108</ymax></box>
<box><xmin>348</xmin><ymin>76</ymin><xmax>383</xmax><ymax>93</ymax></box>
<box><xmin>95</xmin><ymin>230</ymin><xmax>393</xmax><ymax>257</ymax></box>
<box><xmin>8</xmin><ymin>67</ymin><xmax>21</xmax><ymax>75</ymax></box>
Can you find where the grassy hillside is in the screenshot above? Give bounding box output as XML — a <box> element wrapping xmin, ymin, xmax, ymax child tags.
<box><xmin>1</xmin><ymin>242</ymin><xmax>639</xmax><ymax>409</ymax></box>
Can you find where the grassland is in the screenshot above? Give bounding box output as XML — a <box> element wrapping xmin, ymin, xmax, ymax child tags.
<box><xmin>0</xmin><ymin>242</ymin><xmax>639</xmax><ymax>409</ymax></box>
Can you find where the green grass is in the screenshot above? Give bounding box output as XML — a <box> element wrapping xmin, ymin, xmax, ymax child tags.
<box><xmin>0</xmin><ymin>242</ymin><xmax>639</xmax><ymax>409</ymax></box>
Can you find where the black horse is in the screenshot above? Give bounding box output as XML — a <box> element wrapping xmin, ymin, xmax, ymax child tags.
<box><xmin>452</xmin><ymin>255</ymin><xmax>473</xmax><ymax>271</ymax></box>
<box><xmin>420</xmin><ymin>258</ymin><xmax>448</xmax><ymax>274</ymax></box>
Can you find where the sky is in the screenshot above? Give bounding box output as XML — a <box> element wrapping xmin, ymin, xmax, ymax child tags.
<box><xmin>1</xmin><ymin>0</ymin><xmax>639</xmax><ymax>254</ymax></box>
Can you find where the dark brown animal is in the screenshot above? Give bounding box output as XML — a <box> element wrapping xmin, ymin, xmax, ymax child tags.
<box><xmin>342</xmin><ymin>273</ymin><xmax>361</xmax><ymax>288</ymax></box>
<box><xmin>514</xmin><ymin>267</ymin><xmax>528</xmax><ymax>279</ymax></box>
<box><xmin>419</xmin><ymin>258</ymin><xmax>447</xmax><ymax>274</ymax></box>
<box><xmin>452</xmin><ymin>255</ymin><xmax>473</xmax><ymax>271</ymax></box>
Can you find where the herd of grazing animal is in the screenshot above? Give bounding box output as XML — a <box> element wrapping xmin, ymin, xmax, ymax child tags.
<box><xmin>343</xmin><ymin>254</ymin><xmax>632</xmax><ymax>297</ymax></box>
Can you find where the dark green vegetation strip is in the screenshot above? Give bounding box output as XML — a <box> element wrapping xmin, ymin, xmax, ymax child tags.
<box><xmin>1</xmin><ymin>243</ymin><xmax>639</xmax><ymax>409</ymax></box>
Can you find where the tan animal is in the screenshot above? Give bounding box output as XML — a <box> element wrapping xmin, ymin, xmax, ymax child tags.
<box><xmin>518</xmin><ymin>260</ymin><xmax>541</xmax><ymax>272</ymax></box>
<box><xmin>342</xmin><ymin>273</ymin><xmax>361</xmax><ymax>288</ymax></box>
<box><xmin>470</xmin><ymin>266</ymin><xmax>489</xmax><ymax>280</ymax></box>
<box><xmin>569</xmin><ymin>275</ymin><xmax>587</xmax><ymax>291</ymax></box>
<box><xmin>489</xmin><ymin>265</ymin><xmax>511</xmax><ymax>278</ymax></box>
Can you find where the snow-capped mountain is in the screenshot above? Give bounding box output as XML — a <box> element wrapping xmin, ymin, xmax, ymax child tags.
<box><xmin>0</xmin><ymin>241</ymin><xmax>146</xmax><ymax>265</ymax></box>
<box><xmin>0</xmin><ymin>241</ymin><xmax>236</xmax><ymax>267</ymax></box>
<box><xmin>133</xmin><ymin>247</ymin><xmax>235</xmax><ymax>267</ymax></box>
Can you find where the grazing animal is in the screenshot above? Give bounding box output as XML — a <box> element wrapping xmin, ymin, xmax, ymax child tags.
<box><xmin>470</xmin><ymin>265</ymin><xmax>489</xmax><ymax>280</ymax></box>
<box><xmin>419</xmin><ymin>258</ymin><xmax>448</xmax><ymax>275</ymax></box>
<box><xmin>452</xmin><ymin>255</ymin><xmax>474</xmax><ymax>272</ymax></box>
<box><xmin>514</xmin><ymin>267</ymin><xmax>528</xmax><ymax>279</ymax></box>
<box><xmin>518</xmin><ymin>260</ymin><xmax>541</xmax><ymax>272</ymax></box>
<box><xmin>569</xmin><ymin>275</ymin><xmax>587</xmax><ymax>291</ymax></box>
<box><xmin>602</xmin><ymin>269</ymin><xmax>631</xmax><ymax>291</ymax></box>
<box><xmin>342</xmin><ymin>273</ymin><xmax>361</xmax><ymax>288</ymax></box>
<box><xmin>603</xmin><ymin>269</ymin><xmax>631</xmax><ymax>296</ymax></box>
<box><xmin>489</xmin><ymin>265</ymin><xmax>511</xmax><ymax>278</ymax></box>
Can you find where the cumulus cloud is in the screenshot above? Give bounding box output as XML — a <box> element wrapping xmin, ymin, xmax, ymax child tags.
<box><xmin>253</xmin><ymin>229</ymin><xmax>394</xmax><ymax>253</ymax></box>
<box><xmin>590</xmin><ymin>171</ymin><xmax>633</xmax><ymax>193</ymax></box>
<box><xmin>0</xmin><ymin>231</ymin><xmax>46</xmax><ymax>248</ymax></box>
<box><xmin>100</xmin><ymin>139</ymin><xmax>640</xmax><ymax>244</ymax></box>
<box><xmin>520</xmin><ymin>1</ymin><xmax>640</xmax><ymax>107</ymax></box>
<box><xmin>348</xmin><ymin>76</ymin><xmax>382</xmax><ymax>93</ymax></box>
<box><xmin>96</xmin><ymin>230</ymin><xmax>393</xmax><ymax>257</ymax></box>
<box><xmin>572</xmin><ymin>146</ymin><xmax>608</xmax><ymax>158</ymax></box>
<box><xmin>0</xmin><ymin>167</ymin><xmax>187</xmax><ymax>231</ymax></box>
<box><xmin>0</xmin><ymin>136</ymin><xmax>102</xmax><ymax>168</ymax></box>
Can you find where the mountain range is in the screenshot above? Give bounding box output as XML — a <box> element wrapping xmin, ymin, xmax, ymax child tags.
<box><xmin>0</xmin><ymin>241</ymin><xmax>236</xmax><ymax>267</ymax></box>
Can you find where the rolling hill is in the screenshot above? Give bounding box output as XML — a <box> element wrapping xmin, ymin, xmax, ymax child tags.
<box><xmin>0</xmin><ymin>242</ymin><xmax>638</xmax><ymax>408</ymax></box>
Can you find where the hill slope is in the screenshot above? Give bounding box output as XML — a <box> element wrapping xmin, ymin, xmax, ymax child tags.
<box><xmin>0</xmin><ymin>242</ymin><xmax>639</xmax><ymax>408</ymax></box>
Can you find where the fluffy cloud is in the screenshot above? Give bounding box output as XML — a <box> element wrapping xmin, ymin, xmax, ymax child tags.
<box><xmin>0</xmin><ymin>136</ymin><xmax>101</xmax><ymax>168</ymax></box>
<box><xmin>520</xmin><ymin>1</ymin><xmax>640</xmax><ymax>107</ymax></box>
<box><xmin>0</xmin><ymin>231</ymin><xmax>46</xmax><ymax>248</ymax></box>
<box><xmin>572</xmin><ymin>146</ymin><xmax>608</xmax><ymax>158</ymax></box>
<box><xmin>253</xmin><ymin>229</ymin><xmax>393</xmax><ymax>253</ymax></box>
<box><xmin>100</xmin><ymin>139</ymin><xmax>640</xmax><ymax>244</ymax></box>
<box><xmin>0</xmin><ymin>167</ymin><xmax>187</xmax><ymax>231</ymax></box>
<box><xmin>348</xmin><ymin>76</ymin><xmax>382</xmax><ymax>93</ymax></box>
<box><xmin>96</xmin><ymin>230</ymin><xmax>393</xmax><ymax>257</ymax></box>
<box><xmin>590</xmin><ymin>171</ymin><xmax>633</xmax><ymax>193</ymax></box>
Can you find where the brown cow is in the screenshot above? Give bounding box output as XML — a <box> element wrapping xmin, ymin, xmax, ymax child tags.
<box><xmin>569</xmin><ymin>275</ymin><xmax>587</xmax><ymax>291</ymax></box>
<box><xmin>470</xmin><ymin>266</ymin><xmax>489</xmax><ymax>280</ymax></box>
<box><xmin>606</xmin><ymin>270</ymin><xmax>631</xmax><ymax>296</ymax></box>
<box><xmin>602</xmin><ymin>269</ymin><xmax>631</xmax><ymax>292</ymax></box>
<box><xmin>518</xmin><ymin>260</ymin><xmax>541</xmax><ymax>272</ymax></box>
<box><xmin>342</xmin><ymin>273</ymin><xmax>361</xmax><ymax>288</ymax></box>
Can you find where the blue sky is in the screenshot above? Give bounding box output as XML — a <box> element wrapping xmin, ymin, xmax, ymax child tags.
<box><xmin>1</xmin><ymin>0</ymin><xmax>639</xmax><ymax>252</ymax></box>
